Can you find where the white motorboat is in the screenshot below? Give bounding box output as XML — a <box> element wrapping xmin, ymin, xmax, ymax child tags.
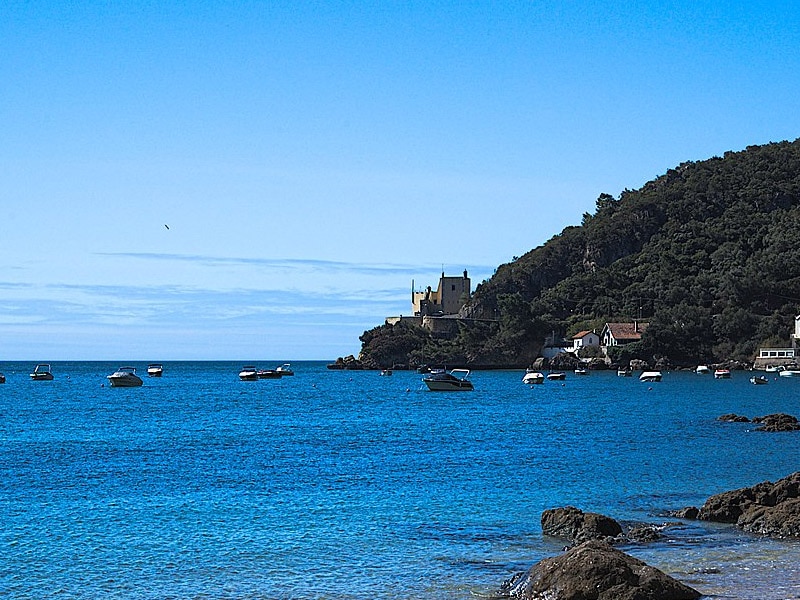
<box><xmin>147</xmin><ymin>363</ymin><xmax>164</xmax><ymax>377</ymax></box>
<box><xmin>547</xmin><ymin>372</ymin><xmax>566</xmax><ymax>380</ymax></box>
<box><xmin>695</xmin><ymin>365</ymin><xmax>711</xmax><ymax>374</ymax></box>
<box><xmin>617</xmin><ymin>368</ymin><xmax>632</xmax><ymax>377</ymax></box>
<box><xmin>574</xmin><ymin>368</ymin><xmax>589</xmax><ymax>375</ymax></box>
<box><xmin>107</xmin><ymin>366</ymin><xmax>143</xmax><ymax>387</ymax></box>
<box><xmin>714</xmin><ymin>369</ymin><xmax>731</xmax><ymax>379</ymax></box>
<box><xmin>523</xmin><ymin>372</ymin><xmax>544</xmax><ymax>384</ymax></box>
<box><xmin>276</xmin><ymin>363</ymin><xmax>295</xmax><ymax>376</ymax></box>
<box><xmin>639</xmin><ymin>371</ymin><xmax>662</xmax><ymax>382</ymax></box>
<box><xmin>30</xmin><ymin>363</ymin><xmax>54</xmax><ymax>381</ymax></box>
<box><xmin>423</xmin><ymin>368</ymin><xmax>474</xmax><ymax>391</ymax></box>
<box><xmin>239</xmin><ymin>366</ymin><xmax>259</xmax><ymax>381</ymax></box>
<box><xmin>779</xmin><ymin>369</ymin><xmax>800</xmax><ymax>378</ymax></box>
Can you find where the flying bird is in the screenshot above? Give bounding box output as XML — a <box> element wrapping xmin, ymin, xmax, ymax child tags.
<box><xmin>164</xmin><ymin>224</ymin><xmax>170</xmax><ymax>230</ymax></box>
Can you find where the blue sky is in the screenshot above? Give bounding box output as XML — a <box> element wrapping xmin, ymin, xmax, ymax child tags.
<box><xmin>2</xmin><ymin>1</ymin><xmax>800</xmax><ymax>360</ymax></box>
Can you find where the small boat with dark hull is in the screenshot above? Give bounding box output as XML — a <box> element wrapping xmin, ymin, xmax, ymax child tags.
<box><xmin>147</xmin><ymin>364</ymin><xmax>164</xmax><ymax>377</ymax></box>
<box><xmin>423</xmin><ymin>369</ymin><xmax>474</xmax><ymax>391</ymax></box>
<box><xmin>30</xmin><ymin>364</ymin><xmax>54</xmax><ymax>381</ymax></box>
<box><xmin>257</xmin><ymin>369</ymin><xmax>282</xmax><ymax>379</ymax></box>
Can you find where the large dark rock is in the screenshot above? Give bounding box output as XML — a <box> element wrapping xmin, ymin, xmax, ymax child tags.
<box><xmin>549</xmin><ymin>353</ymin><xmax>579</xmax><ymax>370</ymax></box>
<box><xmin>541</xmin><ymin>506</ymin><xmax>623</xmax><ymax>543</ymax></box>
<box><xmin>499</xmin><ymin>539</ymin><xmax>701</xmax><ymax>600</ymax></box>
<box><xmin>698</xmin><ymin>472</ymin><xmax>800</xmax><ymax>537</ymax></box>
<box><xmin>752</xmin><ymin>413</ymin><xmax>800</xmax><ymax>432</ymax></box>
<box><xmin>737</xmin><ymin>497</ymin><xmax>800</xmax><ymax>537</ymax></box>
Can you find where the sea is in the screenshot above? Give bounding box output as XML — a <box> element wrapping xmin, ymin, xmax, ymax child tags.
<box><xmin>2</xmin><ymin>361</ymin><xmax>800</xmax><ymax>600</ymax></box>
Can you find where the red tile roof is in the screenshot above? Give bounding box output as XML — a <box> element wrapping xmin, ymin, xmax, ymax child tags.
<box><xmin>605</xmin><ymin>322</ymin><xmax>649</xmax><ymax>342</ymax></box>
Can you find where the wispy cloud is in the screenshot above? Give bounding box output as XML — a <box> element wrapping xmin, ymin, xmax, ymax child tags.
<box><xmin>96</xmin><ymin>252</ymin><xmax>494</xmax><ymax>278</ymax></box>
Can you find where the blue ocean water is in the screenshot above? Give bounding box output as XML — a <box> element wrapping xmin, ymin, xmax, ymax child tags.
<box><xmin>2</xmin><ymin>362</ymin><xmax>800</xmax><ymax>599</ymax></box>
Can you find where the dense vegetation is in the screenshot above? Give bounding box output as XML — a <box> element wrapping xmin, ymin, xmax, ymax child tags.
<box><xmin>358</xmin><ymin>140</ymin><xmax>800</xmax><ymax>368</ymax></box>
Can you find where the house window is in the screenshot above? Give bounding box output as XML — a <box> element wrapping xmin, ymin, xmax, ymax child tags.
<box><xmin>451</xmin><ymin>285</ymin><xmax>456</xmax><ymax>291</ymax></box>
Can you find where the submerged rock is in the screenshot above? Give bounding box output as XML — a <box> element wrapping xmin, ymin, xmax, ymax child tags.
<box><xmin>541</xmin><ymin>506</ymin><xmax>623</xmax><ymax>544</ymax></box>
<box><xmin>717</xmin><ymin>413</ymin><xmax>750</xmax><ymax>422</ymax></box>
<box><xmin>499</xmin><ymin>539</ymin><xmax>701</xmax><ymax>600</ymax></box>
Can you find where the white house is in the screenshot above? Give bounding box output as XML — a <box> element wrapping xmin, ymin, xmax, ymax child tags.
<box><xmin>571</xmin><ymin>330</ymin><xmax>600</xmax><ymax>352</ymax></box>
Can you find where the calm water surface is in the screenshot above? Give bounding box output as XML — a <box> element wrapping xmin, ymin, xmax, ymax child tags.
<box><xmin>1</xmin><ymin>362</ymin><xmax>800</xmax><ymax>599</ymax></box>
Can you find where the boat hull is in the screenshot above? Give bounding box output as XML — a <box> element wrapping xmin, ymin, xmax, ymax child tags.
<box><xmin>107</xmin><ymin>375</ymin><xmax>143</xmax><ymax>387</ymax></box>
<box><xmin>423</xmin><ymin>379</ymin><xmax>474</xmax><ymax>391</ymax></box>
<box><xmin>257</xmin><ymin>370</ymin><xmax>281</xmax><ymax>379</ymax></box>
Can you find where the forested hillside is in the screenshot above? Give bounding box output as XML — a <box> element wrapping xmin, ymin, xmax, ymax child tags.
<box><xmin>357</xmin><ymin>139</ymin><xmax>800</xmax><ymax>369</ymax></box>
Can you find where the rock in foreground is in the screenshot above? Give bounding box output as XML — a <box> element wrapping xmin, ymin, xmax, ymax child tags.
<box><xmin>500</xmin><ymin>539</ymin><xmax>701</xmax><ymax>600</ymax></box>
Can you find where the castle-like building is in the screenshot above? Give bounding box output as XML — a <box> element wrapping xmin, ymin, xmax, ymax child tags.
<box><xmin>385</xmin><ymin>271</ymin><xmax>472</xmax><ymax>334</ymax></box>
<box><xmin>411</xmin><ymin>270</ymin><xmax>471</xmax><ymax>316</ymax></box>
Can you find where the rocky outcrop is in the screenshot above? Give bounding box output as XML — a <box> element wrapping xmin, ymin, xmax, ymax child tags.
<box><xmin>696</xmin><ymin>472</ymin><xmax>800</xmax><ymax>537</ymax></box>
<box><xmin>541</xmin><ymin>506</ymin><xmax>623</xmax><ymax>544</ymax></box>
<box><xmin>717</xmin><ymin>413</ymin><xmax>750</xmax><ymax>422</ymax></box>
<box><xmin>752</xmin><ymin>413</ymin><xmax>800</xmax><ymax>432</ymax></box>
<box><xmin>549</xmin><ymin>353</ymin><xmax>579</xmax><ymax>370</ymax></box>
<box><xmin>715</xmin><ymin>412</ymin><xmax>799</xmax><ymax>430</ymax></box>
<box><xmin>326</xmin><ymin>355</ymin><xmax>365</xmax><ymax>370</ymax></box>
<box><xmin>499</xmin><ymin>539</ymin><xmax>701</xmax><ymax>600</ymax></box>
<box><xmin>737</xmin><ymin>498</ymin><xmax>800</xmax><ymax>537</ymax></box>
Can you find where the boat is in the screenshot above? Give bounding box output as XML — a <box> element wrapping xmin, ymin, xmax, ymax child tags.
<box><xmin>147</xmin><ymin>364</ymin><xmax>164</xmax><ymax>377</ymax></box>
<box><xmin>547</xmin><ymin>372</ymin><xmax>566</xmax><ymax>380</ymax></box>
<box><xmin>239</xmin><ymin>366</ymin><xmax>259</xmax><ymax>381</ymax></box>
<box><xmin>617</xmin><ymin>368</ymin><xmax>632</xmax><ymax>377</ymax></box>
<box><xmin>30</xmin><ymin>364</ymin><xmax>54</xmax><ymax>380</ymax></box>
<box><xmin>750</xmin><ymin>375</ymin><xmax>769</xmax><ymax>385</ymax></box>
<box><xmin>639</xmin><ymin>371</ymin><xmax>662</xmax><ymax>382</ymax></box>
<box><xmin>423</xmin><ymin>368</ymin><xmax>474</xmax><ymax>391</ymax></box>
<box><xmin>0</xmin><ymin>373</ymin><xmax>5</xmax><ymax>384</ymax></box>
<box><xmin>107</xmin><ymin>366</ymin><xmax>143</xmax><ymax>387</ymax></box>
<box><xmin>522</xmin><ymin>372</ymin><xmax>544</xmax><ymax>384</ymax></box>
<box><xmin>257</xmin><ymin>368</ymin><xmax>281</xmax><ymax>379</ymax></box>
<box><xmin>695</xmin><ymin>365</ymin><xmax>711</xmax><ymax>374</ymax></box>
<box><xmin>714</xmin><ymin>369</ymin><xmax>731</xmax><ymax>379</ymax></box>
<box><xmin>574</xmin><ymin>368</ymin><xmax>589</xmax><ymax>376</ymax></box>
<box><xmin>765</xmin><ymin>365</ymin><xmax>784</xmax><ymax>373</ymax></box>
<box><xmin>276</xmin><ymin>363</ymin><xmax>295</xmax><ymax>376</ymax></box>
<box><xmin>779</xmin><ymin>369</ymin><xmax>800</xmax><ymax>378</ymax></box>
<box><xmin>380</xmin><ymin>369</ymin><xmax>393</xmax><ymax>376</ymax></box>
